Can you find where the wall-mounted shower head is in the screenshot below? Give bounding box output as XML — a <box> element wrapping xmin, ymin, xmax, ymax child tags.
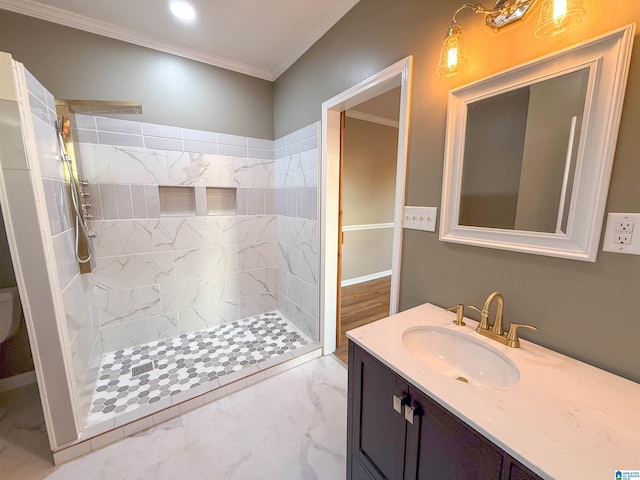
<box><xmin>55</xmin><ymin>99</ymin><xmax>143</xmax><ymax>115</ymax></box>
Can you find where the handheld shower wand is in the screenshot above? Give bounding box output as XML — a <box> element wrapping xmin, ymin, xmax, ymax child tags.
<box><xmin>55</xmin><ymin>118</ymin><xmax>95</xmax><ymax>265</ymax></box>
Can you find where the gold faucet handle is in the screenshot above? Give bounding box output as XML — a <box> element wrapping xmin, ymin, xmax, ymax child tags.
<box><xmin>468</xmin><ymin>305</ymin><xmax>490</xmax><ymax>330</ymax></box>
<box><xmin>506</xmin><ymin>323</ymin><xmax>538</xmax><ymax>348</ymax></box>
<box><xmin>445</xmin><ymin>304</ymin><xmax>466</xmax><ymax>326</ymax></box>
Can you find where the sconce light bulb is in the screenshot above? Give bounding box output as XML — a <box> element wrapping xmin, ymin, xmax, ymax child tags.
<box><xmin>447</xmin><ymin>47</ymin><xmax>459</xmax><ymax>70</ymax></box>
<box><xmin>553</xmin><ymin>0</ymin><xmax>568</xmax><ymax>23</ymax></box>
<box><xmin>535</xmin><ymin>0</ymin><xmax>586</xmax><ymax>37</ymax></box>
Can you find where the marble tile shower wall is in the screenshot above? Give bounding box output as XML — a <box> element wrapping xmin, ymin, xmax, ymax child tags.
<box><xmin>274</xmin><ymin>123</ymin><xmax>320</xmax><ymax>341</ymax></box>
<box><xmin>73</xmin><ymin>115</ymin><xmax>279</xmax><ymax>353</ymax></box>
<box><xmin>26</xmin><ymin>70</ymin><xmax>100</xmax><ymax>422</ymax></box>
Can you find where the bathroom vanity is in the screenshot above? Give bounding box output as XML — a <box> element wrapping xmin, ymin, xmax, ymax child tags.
<box><xmin>348</xmin><ymin>343</ymin><xmax>541</xmax><ymax>479</ymax></box>
<box><xmin>346</xmin><ymin>304</ymin><xmax>640</xmax><ymax>480</ymax></box>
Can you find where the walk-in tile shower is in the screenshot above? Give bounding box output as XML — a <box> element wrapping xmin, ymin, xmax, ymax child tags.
<box><xmin>0</xmin><ymin>56</ymin><xmax>321</xmax><ymax>454</ymax></box>
<box><xmin>70</xmin><ymin>111</ymin><xmax>321</xmax><ymax>430</ymax></box>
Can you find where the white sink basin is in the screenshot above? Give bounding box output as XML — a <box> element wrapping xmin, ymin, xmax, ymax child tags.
<box><xmin>402</xmin><ymin>326</ymin><xmax>520</xmax><ymax>388</ymax></box>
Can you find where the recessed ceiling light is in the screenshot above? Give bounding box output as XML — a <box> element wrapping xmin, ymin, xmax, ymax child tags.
<box><xmin>169</xmin><ymin>1</ymin><xmax>196</xmax><ymax>23</ymax></box>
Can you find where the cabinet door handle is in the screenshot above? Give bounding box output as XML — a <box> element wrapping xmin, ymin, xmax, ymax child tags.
<box><xmin>404</xmin><ymin>403</ymin><xmax>421</xmax><ymax>424</ymax></box>
<box><xmin>392</xmin><ymin>394</ymin><xmax>408</xmax><ymax>414</ymax></box>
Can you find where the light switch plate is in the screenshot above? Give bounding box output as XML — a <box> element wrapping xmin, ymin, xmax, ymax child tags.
<box><xmin>602</xmin><ymin>213</ymin><xmax>640</xmax><ymax>255</ymax></box>
<box><xmin>403</xmin><ymin>206</ymin><xmax>437</xmax><ymax>232</ymax></box>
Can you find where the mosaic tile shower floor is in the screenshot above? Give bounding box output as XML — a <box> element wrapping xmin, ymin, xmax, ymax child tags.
<box><xmin>87</xmin><ymin>312</ymin><xmax>309</xmax><ymax>424</ymax></box>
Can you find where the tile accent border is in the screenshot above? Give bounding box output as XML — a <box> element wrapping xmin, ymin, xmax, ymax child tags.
<box><xmin>85</xmin><ymin>184</ymin><xmax>275</xmax><ymax>220</ymax></box>
<box><xmin>72</xmin><ymin>115</ymin><xmax>273</xmax><ymax>159</ymax></box>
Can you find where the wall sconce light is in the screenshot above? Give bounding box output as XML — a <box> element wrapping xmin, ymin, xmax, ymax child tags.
<box><xmin>436</xmin><ymin>0</ymin><xmax>587</xmax><ymax>77</ymax></box>
<box><xmin>535</xmin><ymin>0</ymin><xmax>587</xmax><ymax>37</ymax></box>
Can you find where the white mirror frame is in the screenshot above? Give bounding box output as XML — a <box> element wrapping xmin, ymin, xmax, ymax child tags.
<box><xmin>440</xmin><ymin>24</ymin><xmax>635</xmax><ymax>262</ymax></box>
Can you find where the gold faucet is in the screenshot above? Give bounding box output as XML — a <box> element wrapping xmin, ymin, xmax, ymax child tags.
<box><xmin>505</xmin><ymin>323</ymin><xmax>538</xmax><ymax>348</ymax></box>
<box><xmin>483</xmin><ymin>291</ymin><xmax>505</xmax><ymax>335</ymax></box>
<box><xmin>470</xmin><ymin>291</ymin><xmax>537</xmax><ymax>348</ymax></box>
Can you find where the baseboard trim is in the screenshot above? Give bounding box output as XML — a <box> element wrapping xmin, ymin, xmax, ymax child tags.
<box><xmin>0</xmin><ymin>370</ymin><xmax>37</xmax><ymax>392</ymax></box>
<box><xmin>341</xmin><ymin>270</ymin><xmax>392</xmax><ymax>288</ymax></box>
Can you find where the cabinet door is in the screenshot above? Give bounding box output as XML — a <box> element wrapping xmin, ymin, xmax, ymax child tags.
<box><xmin>503</xmin><ymin>458</ymin><xmax>545</xmax><ymax>480</ymax></box>
<box><xmin>404</xmin><ymin>386</ymin><xmax>503</xmax><ymax>480</ymax></box>
<box><xmin>348</xmin><ymin>342</ymin><xmax>409</xmax><ymax>480</ymax></box>
<box><xmin>351</xmin><ymin>455</ymin><xmax>376</xmax><ymax>480</ymax></box>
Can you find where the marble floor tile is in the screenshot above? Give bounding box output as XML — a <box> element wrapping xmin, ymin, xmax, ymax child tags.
<box><xmin>0</xmin><ymin>355</ymin><xmax>347</xmax><ymax>480</ymax></box>
<box><xmin>0</xmin><ymin>384</ymin><xmax>55</xmax><ymax>480</ymax></box>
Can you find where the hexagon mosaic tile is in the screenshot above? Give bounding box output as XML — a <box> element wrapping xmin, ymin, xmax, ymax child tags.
<box><xmin>87</xmin><ymin>312</ymin><xmax>309</xmax><ymax>425</ymax></box>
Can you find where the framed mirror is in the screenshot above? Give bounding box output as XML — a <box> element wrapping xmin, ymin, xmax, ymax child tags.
<box><xmin>440</xmin><ymin>25</ymin><xmax>635</xmax><ymax>262</ymax></box>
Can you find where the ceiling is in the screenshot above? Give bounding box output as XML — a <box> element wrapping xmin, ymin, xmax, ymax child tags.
<box><xmin>0</xmin><ymin>0</ymin><xmax>360</xmax><ymax>81</ymax></box>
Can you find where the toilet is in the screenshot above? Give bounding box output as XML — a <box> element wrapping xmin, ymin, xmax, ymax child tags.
<box><xmin>0</xmin><ymin>286</ymin><xmax>21</xmax><ymax>343</ymax></box>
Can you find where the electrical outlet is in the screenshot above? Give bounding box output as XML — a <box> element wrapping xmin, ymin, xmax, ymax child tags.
<box><xmin>614</xmin><ymin>234</ymin><xmax>632</xmax><ymax>245</ymax></box>
<box><xmin>616</xmin><ymin>221</ymin><xmax>634</xmax><ymax>233</ymax></box>
<box><xmin>404</xmin><ymin>206</ymin><xmax>437</xmax><ymax>232</ymax></box>
<box><xmin>602</xmin><ymin>213</ymin><xmax>640</xmax><ymax>255</ymax></box>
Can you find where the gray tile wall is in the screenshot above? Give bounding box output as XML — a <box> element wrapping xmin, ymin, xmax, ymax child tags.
<box><xmin>85</xmin><ymin>184</ymin><xmax>276</xmax><ymax>220</ymax></box>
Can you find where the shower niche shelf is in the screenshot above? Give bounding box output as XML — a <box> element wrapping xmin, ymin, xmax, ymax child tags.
<box><xmin>206</xmin><ymin>187</ymin><xmax>236</xmax><ymax>215</ymax></box>
<box><xmin>159</xmin><ymin>186</ymin><xmax>195</xmax><ymax>216</ymax></box>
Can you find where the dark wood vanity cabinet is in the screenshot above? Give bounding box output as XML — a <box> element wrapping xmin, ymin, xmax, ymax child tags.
<box><xmin>348</xmin><ymin>340</ymin><xmax>410</xmax><ymax>480</ymax></box>
<box><xmin>347</xmin><ymin>342</ymin><xmax>544</xmax><ymax>480</ymax></box>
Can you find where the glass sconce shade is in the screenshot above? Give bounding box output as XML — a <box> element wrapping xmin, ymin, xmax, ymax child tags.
<box><xmin>436</xmin><ymin>0</ymin><xmax>588</xmax><ymax>78</ymax></box>
<box><xmin>535</xmin><ymin>0</ymin><xmax>586</xmax><ymax>37</ymax></box>
<box><xmin>436</xmin><ymin>24</ymin><xmax>468</xmax><ymax>77</ymax></box>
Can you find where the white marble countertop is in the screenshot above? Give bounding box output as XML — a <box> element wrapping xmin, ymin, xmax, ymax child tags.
<box><xmin>346</xmin><ymin>303</ymin><xmax>640</xmax><ymax>480</ymax></box>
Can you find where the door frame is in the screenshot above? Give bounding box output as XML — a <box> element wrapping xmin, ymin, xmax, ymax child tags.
<box><xmin>320</xmin><ymin>56</ymin><xmax>413</xmax><ymax>354</ymax></box>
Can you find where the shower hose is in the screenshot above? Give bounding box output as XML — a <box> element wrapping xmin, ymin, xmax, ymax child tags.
<box><xmin>56</xmin><ymin>124</ymin><xmax>95</xmax><ymax>264</ymax></box>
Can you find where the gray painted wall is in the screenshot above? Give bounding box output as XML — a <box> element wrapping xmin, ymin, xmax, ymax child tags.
<box><xmin>274</xmin><ymin>0</ymin><xmax>640</xmax><ymax>382</ymax></box>
<box><xmin>0</xmin><ymin>11</ymin><xmax>273</xmax><ymax>139</ymax></box>
<box><xmin>342</xmin><ymin>229</ymin><xmax>393</xmax><ymax>281</ymax></box>
<box><xmin>342</xmin><ymin>117</ymin><xmax>397</xmax><ymax>281</ymax></box>
<box><xmin>342</xmin><ymin>117</ymin><xmax>397</xmax><ymax>226</ymax></box>
<box><xmin>351</xmin><ymin>87</ymin><xmax>401</xmax><ymax>120</ymax></box>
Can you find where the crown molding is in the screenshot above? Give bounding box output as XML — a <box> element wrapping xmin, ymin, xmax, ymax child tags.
<box><xmin>0</xmin><ymin>0</ymin><xmax>274</xmax><ymax>80</ymax></box>
<box><xmin>272</xmin><ymin>0</ymin><xmax>360</xmax><ymax>80</ymax></box>
<box><xmin>346</xmin><ymin>110</ymin><xmax>400</xmax><ymax>128</ymax></box>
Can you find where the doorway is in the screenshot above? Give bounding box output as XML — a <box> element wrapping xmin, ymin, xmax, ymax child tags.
<box><xmin>320</xmin><ymin>56</ymin><xmax>413</xmax><ymax>358</ymax></box>
<box><xmin>334</xmin><ymin>90</ymin><xmax>402</xmax><ymax>363</ymax></box>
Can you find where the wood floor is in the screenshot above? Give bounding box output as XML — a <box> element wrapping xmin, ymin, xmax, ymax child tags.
<box><xmin>334</xmin><ymin>276</ymin><xmax>391</xmax><ymax>365</ymax></box>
